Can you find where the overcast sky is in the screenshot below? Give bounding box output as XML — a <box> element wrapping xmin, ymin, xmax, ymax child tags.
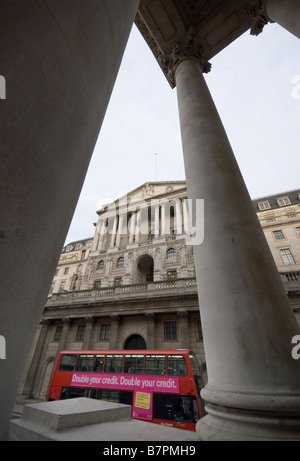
<box><xmin>64</xmin><ymin>21</ymin><xmax>300</xmax><ymax>245</ymax></box>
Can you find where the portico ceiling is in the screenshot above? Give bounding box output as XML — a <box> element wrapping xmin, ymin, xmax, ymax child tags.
<box><xmin>135</xmin><ymin>0</ymin><xmax>264</xmax><ymax>87</ymax></box>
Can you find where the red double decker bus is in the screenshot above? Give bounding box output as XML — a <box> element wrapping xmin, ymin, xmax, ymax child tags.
<box><xmin>47</xmin><ymin>349</ymin><xmax>205</xmax><ymax>431</ymax></box>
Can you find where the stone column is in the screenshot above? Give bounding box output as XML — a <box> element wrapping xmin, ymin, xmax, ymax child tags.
<box><xmin>135</xmin><ymin>210</ymin><xmax>141</xmax><ymax>244</ymax></box>
<box><xmin>154</xmin><ymin>204</ymin><xmax>160</xmax><ymax>238</ymax></box>
<box><xmin>182</xmin><ymin>199</ymin><xmax>191</xmax><ymax>236</ymax></box>
<box><xmin>110</xmin><ymin>216</ymin><xmax>118</xmax><ymax>248</ymax></box>
<box><xmin>177</xmin><ymin>311</ymin><xmax>189</xmax><ymax>349</ymax></box>
<box><xmin>175</xmin><ymin>199</ymin><xmax>183</xmax><ymax>235</ymax></box>
<box><xmin>173</xmin><ymin>48</ymin><xmax>300</xmax><ymax>439</ymax></box>
<box><xmin>20</xmin><ymin>319</ymin><xmax>51</xmax><ymax>399</ymax></box>
<box><xmin>98</xmin><ymin>220</ymin><xmax>107</xmax><ymax>251</ymax></box>
<box><xmin>116</xmin><ymin>213</ymin><xmax>125</xmax><ymax>248</ymax></box>
<box><xmin>82</xmin><ymin>317</ymin><xmax>94</xmax><ymax>350</ymax></box>
<box><xmin>161</xmin><ymin>203</ymin><xmax>167</xmax><ymax>237</ymax></box>
<box><xmin>129</xmin><ymin>212</ymin><xmax>136</xmax><ymax>244</ymax></box>
<box><xmin>146</xmin><ymin>313</ymin><xmax>155</xmax><ymax>349</ymax></box>
<box><xmin>109</xmin><ymin>315</ymin><xmax>120</xmax><ymax>350</ymax></box>
<box><xmin>265</xmin><ymin>0</ymin><xmax>300</xmax><ymax>39</ymax></box>
<box><xmin>0</xmin><ymin>0</ymin><xmax>139</xmax><ymax>440</ymax></box>
<box><xmin>55</xmin><ymin>318</ymin><xmax>72</xmax><ymax>361</ymax></box>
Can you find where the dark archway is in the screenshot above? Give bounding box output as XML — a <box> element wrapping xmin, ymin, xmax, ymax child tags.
<box><xmin>124</xmin><ymin>335</ymin><xmax>146</xmax><ymax>350</ymax></box>
<box><xmin>137</xmin><ymin>254</ymin><xmax>154</xmax><ymax>282</ymax></box>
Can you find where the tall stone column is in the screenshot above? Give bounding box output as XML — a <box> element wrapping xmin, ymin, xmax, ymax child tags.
<box><xmin>177</xmin><ymin>311</ymin><xmax>189</xmax><ymax>349</ymax></box>
<box><xmin>0</xmin><ymin>0</ymin><xmax>139</xmax><ymax>440</ymax></box>
<box><xmin>116</xmin><ymin>213</ymin><xmax>125</xmax><ymax>248</ymax></box>
<box><xmin>172</xmin><ymin>47</ymin><xmax>300</xmax><ymax>440</ymax></box>
<box><xmin>175</xmin><ymin>199</ymin><xmax>183</xmax><ymax>235</ymax></box>
<box><xmin>154</xmin><ymin>204</ymin><xmax>160</xmax><ymax>238</ymax></box>
<box><xmin>82</xmin><ymin>317</ymin><xmax>94</xmax><ymax>350</ymax></box>
<box><xmin>20</xmin><ymin>320</ymin><xmax>51</xmax><ymax>399</ymax></box>
<box><xmin>129</xmin><ymin>212</ymin><xmax>136</xmax><ymax>244</ymax></box>
<box><xmin>182</xmin><ymin>199</ymin><xmax>191</xmax><ymax>236</ymax></box>
<box><xmin>146</xmin><ymin>313</ymin><xmax>155</xmax><ymax>349</ymax></box>
<box><xmin>265</xmin><ymin>0</ymin><xmax>300</xmax><ymax>39</ymax></box>
<box><xmin>109</xmin><ymin>315</ymin><xmax>120</xmax><ymax>350</ymax></box>
<box><xmin>110</xmin><ymin>216</ymin><xmax>118</xmax><ymax>248</ymax></box>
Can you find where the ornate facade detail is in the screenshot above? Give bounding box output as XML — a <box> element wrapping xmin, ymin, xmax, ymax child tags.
<box><xmin>177</xmin><ymin>310</ymin><xmax>188</xmax><ymax>321</ymax></box>
<box><xmin>245</xmin><ymin>0</ymin><xmax>273</xmax><ymax>36</ymax></box>
<box><xmin>158</xmin><ymin>27</ymin><xmax>212</xmax><ymax>88</ymax></box>
<box><xmin>145</xmin><ymin>312</ymin><xmax>155</xmax><ymax>323</ymax></box>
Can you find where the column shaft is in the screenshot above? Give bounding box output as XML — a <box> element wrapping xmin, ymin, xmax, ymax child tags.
<box><xmin>0</xmin><ymin>0</ymin><xmax>139</xmax><ymax>440</ymax></box>
<box><xmin>175</xmin><ymin>199</ymin><xmax>183</xmax><ymax>235</ymax></box>
<box><xmin>265</xmin><ymin>0</ymin><xmax>300</xmax><ymax>39</ymax></box>
<box><xmin>176</xmin><ymin>56</ymin><xmax>300</xmax><ymax>440</ymax></box>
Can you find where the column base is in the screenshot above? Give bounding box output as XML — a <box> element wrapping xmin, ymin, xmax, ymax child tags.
<box><xmin>197</xmin><ymin>402</ymin><xmax>300</xmax><ymax>441</ymax></box>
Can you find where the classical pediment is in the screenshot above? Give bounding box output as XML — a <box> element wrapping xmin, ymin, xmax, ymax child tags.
<box><xmin>123</xmin><ymin>181</ymin><xmax>186</xmax><ymax>205</ymax></box>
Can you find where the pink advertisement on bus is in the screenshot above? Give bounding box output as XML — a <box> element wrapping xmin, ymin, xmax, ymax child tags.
<box><xmin>70</xmin><ymin>372</ymin><xmax>180</xmax><ymax>421</ymax></box>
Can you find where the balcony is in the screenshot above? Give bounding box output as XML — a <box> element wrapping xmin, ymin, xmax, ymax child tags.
<box><xmin>46</xmin><ymin>278</ymin><xmax>198</xmax><ymax>308</ymax></box>
<box><xmin>279</xmin><ymin>271</ymin><xmax>300</xmax><ymax>295</ymax></box>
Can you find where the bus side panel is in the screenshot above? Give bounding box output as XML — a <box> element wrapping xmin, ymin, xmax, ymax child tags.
<box><xmin>47</xmin><ymin>372</ymin><xmax>72</xmax><ymax>401</ymax></box>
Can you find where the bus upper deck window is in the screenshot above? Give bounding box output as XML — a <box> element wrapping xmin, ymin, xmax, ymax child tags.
<box><xmin>124</xmin><ymin>355</ymin><xmax>144</xmax><ymax>374</ymax></box>
<box><xmin>58</xmin><ymin>354</ymin><xmax>77</xmax><ymax>372</ymax></box>
<box><xmin>75</xmin><ymin>354</ymin><xmax>94</xmax><ymax>372</ymax></box>
<box><xmin>167</xmin><ymin>355</ymin><xmax>187</xmax><ymax>376</ymax></box>
<box><xmin>104</xmin><ymin>355</ymin><xmax>123</xmax><ymax>373</ymax></box>
<box><xmin>93</xmin><ymin>355</ymin><xmax>105</xmax><ymax>373</ymax></box>
<box><xmin>145</xmin><ymin>355</ymin><xmax>166</xmax><ymax>375</ymax></box>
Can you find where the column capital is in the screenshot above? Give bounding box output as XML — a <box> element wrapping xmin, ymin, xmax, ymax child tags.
<box><xmin>245</xmin><ymin>0</ymin><xmax>273</xmax><ymax>36</ymax></box>
<box><xmin>158</xmin><ymin>26</ymin><xmax>211</xmax><ymax>88</ymax></box>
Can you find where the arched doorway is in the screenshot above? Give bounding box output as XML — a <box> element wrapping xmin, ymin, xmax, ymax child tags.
<box><xmin>124</xmin><ymin>334</ymin><xmax>146</xmax><ymax>350</ymax></box>
<box><xmin>137</xmin><ymin>254</ymin><xmax>154</xmax><ymax>283</ymax></box>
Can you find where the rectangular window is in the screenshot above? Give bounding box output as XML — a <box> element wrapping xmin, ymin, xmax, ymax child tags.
<box><xmin>75</xmin><ymin>325</ymin><xmax>86</xmax><ymax>341</ymax></box>
<box><xmin>104</xmin><ymin>355</ymin><xmax>123</xmax><ymax>374</ymax></box>
<box><xmin>124</xmin><ymin>355</ymin><xmax>144</xmax><ymax>374</ymax></box>
<box><xmin>273</xmin><ymin>230</ymin><xmax>285</xmax><ymax>240</ymax></box>
<box><xmin>114</xmin><ymin>277</ymin><xmax>122</xmax><ymax>287</ymax></box>
<box><xmin>75</xmin><ymin>354</ymin><xmax>93</xmax><ymax>372</ymax></box>
<box><xmin>167</xmin><ymin>355</ymin><xmax>187</xmax><ymax>376</ymax></box>
<box><xmin>167</xmin><ymin>270</ymin><xmax>177</xmax><ymax>280</ymax></box>
<box><xmin>258</xmin><ymin>201</ymin><xmax>271</xmax><ymax>211</ymax></box>
<box><xmin>53</xmin><ymin>326</ymin><xmax>63</xmax><ymax>341</ymax></box>
<box><xmin>93</xmin><ymin>355</ymin><xmax>105</xmax><ymax>373</ymax></box>
<box><xmin>196</xmin><ymin>321</ymin><xmax>203</xmax><ymax>341</ymax></box>
<box><xmin>280</xmin><ymin>249</ymin><xmax>296</xmax><ymax>265</ymax></box>
<box><xmin>277</xmin><ymin>197</ymin><xmax>291</xmax><ymax>206</ymax></box>
<box><xmin>164</xmin><ymin>321</ymin><xmax>177</xmax><ymax>340</ymax></box>
<box><xmin>296</xmin><ymin>227</ymin><xmax>300</xmax><ymax>237</ymax></box>
<box><xmin>64</xmin><ymin>267</ymin><xmax>69</xmax><ymax>275</ymax></box>
<box><xmin>100</xmin><ymin>324</ymin><xmax>110</xmax><ymax>340</ymax></box>
<box><xmin>145</xmin><ymin>355</ymin><xmax>166</xmax><ymax>375</ymax></box>
<box><xmin>58</xmin><ymin>354</ymin><xmax>77</xmax><ymax>372</ymax></box>
<box><xmin>59</xmin><ymin>281</ymin><xmax>65</xmax><ymax>293</ymax></box>
<box><xmin>153</xmin><ymin>394</ymin><xmax>199</xmax><ymax>423</ymax></box>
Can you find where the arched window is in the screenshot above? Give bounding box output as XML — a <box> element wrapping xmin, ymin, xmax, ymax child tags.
<box><xmin>117</xmin><ymin>257</ymin><xmax>124</xmax><ymax>268</ymax></box>
<box><xmin>167</xmin><ymin>248</ymin><xmax>176</xmax><ymax>260</ymax></box>
<box><xmin>97</xmin><ymin>260</ymin><xmax>104</xmax><ymax>271</ymax></box>
<box><xmin>72</xmin><ymin>276</ymin><xmax>78</xmax><ymax>291</ymax></box>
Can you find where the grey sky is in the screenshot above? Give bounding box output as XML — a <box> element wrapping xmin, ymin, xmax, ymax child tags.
<box><xmin>65</xmin><ymin>22</ymin><xmax>300</xmax><ymax>245</ymax></box>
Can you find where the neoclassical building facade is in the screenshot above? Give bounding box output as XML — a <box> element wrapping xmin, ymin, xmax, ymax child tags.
<box><xmin>18</xmin><ymin>182</ymin><xmax>300</xmax><ymax>402</ymax></box>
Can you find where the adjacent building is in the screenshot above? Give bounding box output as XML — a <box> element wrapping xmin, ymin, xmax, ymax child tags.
<box><xmin>17</xmin><ymin>182</ymin><xmax>300</xmax><ymax>402</ymax></box>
